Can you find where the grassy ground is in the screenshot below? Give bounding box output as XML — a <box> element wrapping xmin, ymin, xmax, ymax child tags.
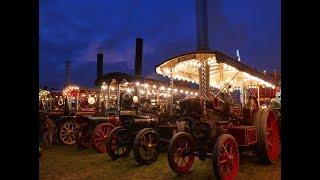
<box><xmin>40</xmin><ymin>145</ymin><xmax>280</xmax><ymax>180</ymax></box>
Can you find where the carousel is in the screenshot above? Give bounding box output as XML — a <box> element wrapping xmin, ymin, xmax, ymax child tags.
<box><xmin>155</xmin><ymin>49</ymin><xmax>280</xmax><ymax>179</ymax></box>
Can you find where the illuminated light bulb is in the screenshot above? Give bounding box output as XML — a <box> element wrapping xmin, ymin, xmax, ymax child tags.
<box><xmin>185</xmin><ymin>91</ymin><xmax>189</xmax><ymax>95</ymax></box>
<box><xmin>167</xmin><ymin>87</ymin><xmax>172</xmax><ymax>91</ymax></box>
<box><xmin>101</xmin><ymin>82</ymin><xmax>107</xmax><ymax>90</ymax></box>
<box><xmin>160</xmin><ymin>86</ymin><xmax>165</xmax><ymax>90</ymax></box>
<box><xmin>136</xmin><ymin>82</ymin><xmax>140</xmax><ymax>86</ymax></box>
<box><xmin>174</xmin><ymin>89</ymin><xmax>178</xmax><ymax>92</ymax></box>
<box><xmin>144</xmin><ymin>84</ymin><xmax>149</xmax><ymax>88</ymax></box>
<box><xmin>190</xmin><ymin>92</ymin><xmax>194</xmax><ymax>95</ymax></box>
<box><xmin>180</xmin><ymin>89</ymin><xmax>184</xmax><ymax>93</ymax></box>
<box><xmin>153</xmin><ymin>85</ymin><xmax>157</xmax><ymax>89</ymax></box>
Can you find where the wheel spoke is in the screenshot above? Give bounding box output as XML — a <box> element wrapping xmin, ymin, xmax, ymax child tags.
<box><xmin>106</xmin><ymin>128</ymin><xmax>111</xmax><ymax>135</ymax></box>
<box><xmin>181</xmin><ymin>157</ymin><xmax>187</xmax><ymax>166</ymax></box>
<box><xmin>222</xmin><ymin>144</ymin><xmax>229</xmax><ymax>156</ymax></box>
<box><xmin>219</xmin><ymin>159</ymin><xmax>227</xmax><ymax>165</ymax></box>
<box><xmin>176</xmin><ymin>156</ymin><xmax>181</xmax><ymax>164</ymax></box>
<box><xmin>121</xmin><ymin>146</ymin><xmax>125</xmax><ymax>154</ymax></box>
<box><xmin>98</xmin><ymin>130</ymin><xmax>103</xmax><ymax>136</ymax></box>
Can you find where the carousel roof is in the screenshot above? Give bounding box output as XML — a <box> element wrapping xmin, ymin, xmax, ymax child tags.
<box><xmin>155</xmin><ymin>50</ymin><xmax>277</xmax><ymax>89</ymax></box>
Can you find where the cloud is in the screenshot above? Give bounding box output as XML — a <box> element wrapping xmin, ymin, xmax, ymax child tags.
<box><xmin>40</xmin><ymin>0</ymin><xmax>280</xmax><ymax>89</ymax></box>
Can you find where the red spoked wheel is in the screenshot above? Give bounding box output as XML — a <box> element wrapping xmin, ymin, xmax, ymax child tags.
<box><xmin>167</xmin><ymin>132</ymin><xmax>195</xmax><ymax>174</ymax></box>
<box><xmin>212</xmin><ymin>134</ymin><xmax>239</xmax><ymax>180</ymax></box>
<box><xmin>92</xmin><ymin>123</ymin><xmax>115</xmax><ymax>153</ymax></box>
<box><xmin>76</xmin><ymin>123</ymin><xmax>91</xmax><ymax>149</ymax></box>
<box><xmin>255</xmin><ymin>108</ymin><xmax>280</xmax><ymax>164</ymax></box>
<box><xmin>106</xmin><ymin>127</ymin><xmax>132</xmax><ymax>159</ymax></box>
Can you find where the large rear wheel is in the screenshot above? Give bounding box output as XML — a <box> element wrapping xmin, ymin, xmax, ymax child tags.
<box><xmin>254</xmin><ymin>108</ymin><xmax>280</xmax><ymax>164</ymax></box>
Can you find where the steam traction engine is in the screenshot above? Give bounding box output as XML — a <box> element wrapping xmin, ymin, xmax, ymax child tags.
<box><xmin>156</xmin><ymin>51</ymin><xmax>280</xmax><ymax>179</ymax></box>
<box><xmin>96</xmin><ymin>73</ymin><xmax>197</xmax><ymax>165</ymax></box>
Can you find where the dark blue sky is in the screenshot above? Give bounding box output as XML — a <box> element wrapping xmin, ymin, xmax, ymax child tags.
<box><xmin>40</xmin><ymin>0</ymin><xmax>280</xmax><ymax>89</ymax></box>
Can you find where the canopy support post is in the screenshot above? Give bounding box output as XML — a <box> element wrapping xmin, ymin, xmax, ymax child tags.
<box><xmin>199</xmin><ymin>60</ymin><xmax>209</xmax><ymax>114</ymax></box>
<box><xmin>257</xmin><ymin>86</ymin><xmax>260</xmax><ymax>107</ymax></box>
<box><xmin>117</xmin><ymin>83</ymin><xmax>120</xmax><ymax>116</ymax></box>
<box><xmin>106</xmin><ymin>85</ymin><xmax>110</xmax><ymax>110</ymax></box>
<box><xmin>170</xmin><ymin>68</ymin><xmax>174</xmax><ymax>115</ymax></box>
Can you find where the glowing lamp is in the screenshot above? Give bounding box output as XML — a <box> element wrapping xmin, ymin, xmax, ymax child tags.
<box><xmin>133</xmin><ymin>96</ymin><xmax>139</xmax><ymax>103</ymax></box>
<box><xmin>88</xmin><ymin>97</ymin><xmax>96</xmax><ymax>105</ymax></box>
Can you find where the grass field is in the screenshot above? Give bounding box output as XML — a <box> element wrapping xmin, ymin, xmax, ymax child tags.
<box><xmin>40</xmin><ymin>145</ymin><xmax>280</xmax><ymax>180</ymax></box>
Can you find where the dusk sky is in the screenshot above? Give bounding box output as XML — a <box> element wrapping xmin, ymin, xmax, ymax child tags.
<box><xmin>40</xmin><ymin>0</ymin><xmax>280</xmax><ymax>89</ymax></box>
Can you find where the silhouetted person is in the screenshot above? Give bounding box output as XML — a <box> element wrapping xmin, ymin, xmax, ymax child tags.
<box><xmin>42</xmin><ymin>114</ymin><xmax>56</xmax><ymax>148</ymax></box>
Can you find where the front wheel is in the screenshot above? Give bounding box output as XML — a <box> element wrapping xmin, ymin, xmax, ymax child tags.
<box><xmin>167</xmin><ymin>132</ymin><xmax>195</xmax><ymax>174</ymax></box>
<box><xmin>92</xmin><ymin>123</ymin><xmax>115</xmax><ymax>153</ymax></box>
<box><xmin>106</xmin><ymin>127</ymin><xmax>132</xmax><ymax>160</ymax></box>
<box><xmin>133</xmin><ymin>128</ymin><xmax>160</xmax><ymax>165</ymax></box>
<box><xmin>212</xmin><ymin>134</ymin><xmax>239</xmax><ymax>180</ymax></box>
<box><xmin>59</xmin><ymin>121</ymin><xmax>79</xmax><ymax>145</ymax></box>
<box><xmin>76</xmin><ymin>123</ymin><xmax>91</xmax><ymax>149</ymax></box>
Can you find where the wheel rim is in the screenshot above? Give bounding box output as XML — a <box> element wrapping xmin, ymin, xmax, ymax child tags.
<box><xmin>266</xmin><ymin>111</ymin><xmax>280</xmax><ymax>162</ymax></box>
<box><xmin>92</xmin><ymin>123</ymin><xmax>115</xmax><ymax>153</ymax></box>
<box><xmin>217</xmin><ymin>138</ymin><xmax>239</xmax><ymax>180</ymax></box>
<box><xmin>60</xmin><ymin>122</ymin><xmax>79</xmax><ymax>145</ymax></box>
<box><xmin>172</xmin><ymin>135</ymin><xmax>194</xmax><ymax>173</ymax></box>
<box><xmin>138</xmin><ymin>131</ymin><xmax>159</xmax><ymax>161</ymax></box>
<box><xmin>109</xmin><ymin>129</ymin><xmax>130</xmax><ymax>156</ymax></box>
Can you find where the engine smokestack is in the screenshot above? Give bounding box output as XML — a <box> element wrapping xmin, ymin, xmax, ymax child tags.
<box><xmin>135</xmin><ymin>38</ymin><xmax>143</xmax><ymax>77</ymax></box>
<box><xmin>97</xmin><ymin>50</ymin><xmax>103</xmax><ymax>80</ymax></box>
<box><xmin>196</xmin><ymin>0</ymin><xmax>209</xmax><ymax>51</ymax></box>
<box><xmin>64</xmin><ymin>60</ymin><xmax>71</xmax><ymax>87</ymax></box>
